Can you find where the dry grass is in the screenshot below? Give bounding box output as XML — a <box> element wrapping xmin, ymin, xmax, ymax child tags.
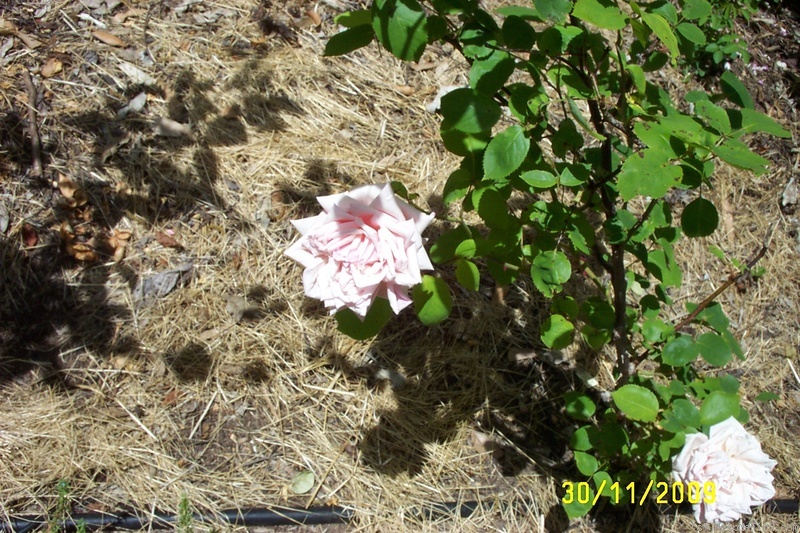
<box><xmin>0</xmin><ymin>0</ymin><xmax>798</xmax><ymax>532</ymax></box>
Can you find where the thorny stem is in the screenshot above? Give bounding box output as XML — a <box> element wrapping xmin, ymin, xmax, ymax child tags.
<box><xmin>581</xmin><ymin>50</ymin><xmax>632</xmax><ymax>378</ymax></box>
<box><xmin>22</xmin><ymin>70</ymin><xmax>43</xmax><ymax>180</ymax></box>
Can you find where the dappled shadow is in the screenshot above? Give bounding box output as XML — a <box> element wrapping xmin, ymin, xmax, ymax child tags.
<box><xmin>0</xmin><ymin>56</ymin><xmax>305</xmax><ymax>388</ymax></box>
<box><xmin>164</xmin><ymin>342</ymin><xmax>212</xmax><ymax>382</ymax></box>
<box><xmin>289</xmin><ymin>186</ymin><xmax>665</xmax><ymax>527</ymax></box>
<box><xmin>0</xmin><ymin>234</ymin><xmax>138</xmax><ymax>388</ymax></box>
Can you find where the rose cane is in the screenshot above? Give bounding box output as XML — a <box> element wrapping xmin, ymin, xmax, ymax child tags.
<box><xmin>285</xmin><ymin>183</ymin><xmax>434</xmax><ymax>319</ymax></box>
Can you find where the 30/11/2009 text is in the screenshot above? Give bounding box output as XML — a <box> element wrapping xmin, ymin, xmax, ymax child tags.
<box><xmin>561</xmin><ymin>480</ymin><xmax>717</xmax><ymax>507</ymax></box>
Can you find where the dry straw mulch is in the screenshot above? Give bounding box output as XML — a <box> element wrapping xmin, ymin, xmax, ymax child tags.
<box><xmin>0</xmin><ymin>0</ymin><xmax>798</xmax><ymax>531</ymax></box>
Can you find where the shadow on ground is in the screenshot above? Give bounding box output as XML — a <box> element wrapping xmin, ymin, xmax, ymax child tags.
<box><xmin>0</xmin><ymin>55</ymin><xmax>304</xmax><ymax>387</ymax></box>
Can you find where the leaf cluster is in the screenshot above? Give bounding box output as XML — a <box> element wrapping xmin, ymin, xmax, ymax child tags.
<box><xmin>323</xmin><ymin>0</ymin><xmax>789</xmax><ymax>517</ymax></box>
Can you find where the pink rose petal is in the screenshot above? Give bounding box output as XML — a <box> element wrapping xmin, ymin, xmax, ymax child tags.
<box><xmin>285</xmin><ymin>183</ymin><xmax>435</xmax><ymax>319</ymax></box>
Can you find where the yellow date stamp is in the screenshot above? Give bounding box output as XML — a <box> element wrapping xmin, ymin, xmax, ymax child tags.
<box><xmin>562</xmin><ymin>480</ymin><xmax>717</xmax><ymax>507</ymax></box>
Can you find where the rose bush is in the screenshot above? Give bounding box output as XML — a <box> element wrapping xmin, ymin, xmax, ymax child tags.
<box><xmin>671</xmin><ymin>417</ymin><xmax>777</xmax><ymax>523</ymax></box>
<box><xmin>285</xmin><ymin>183</ymin><xmax>435</xmax><ymax>319</ymax></box>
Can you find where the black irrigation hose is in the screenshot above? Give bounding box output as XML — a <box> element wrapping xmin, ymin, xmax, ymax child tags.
<box><xmin>1</xmin><ymin>499</ymin><xmax>796</xmax><ymax>532</ymax></box>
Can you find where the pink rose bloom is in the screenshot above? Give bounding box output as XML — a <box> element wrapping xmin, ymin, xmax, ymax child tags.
<box><xmin>285</xmin><ymin>183</ymin><xmax>435</xmax><ymax>319</ymax></box>
<box><xmin>671</xmin><ymin>417</ymin><xmax>777</xmax><ymax>524</ymax></box>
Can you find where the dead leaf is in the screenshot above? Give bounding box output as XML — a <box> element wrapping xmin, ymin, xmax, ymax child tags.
<box><xmin>133</xmin><ymin>262</ymin><xmax>193</xmax><ymax>305</ymax></box>
<box><xmin>471</xmin><ymin>430</ymin><xmax>500</xmax><ymax>458</ymax></box>
<box><xmin>0</xmin><ymin>38</ymin><xmax>13</xmax><ymax>61</ymax></box>
<box><xmin>306</xmin><ymin>9</ymin><xmax>321</xmax><ymax>26</ymax></box>
<box><xmin>0</xmin><ymin>17</ymin><xmax>17</xmax><ymax>35</ymax></box>
<box><xmin>100</xmin><ymin>131</ymin><xmax>132</xmax><ymax>164</ymax></box>
<box><xmin>117</xmin><ymin>92</ymin><xmax>147</xmax><ymax>118</ymax></box>
<box><xmin>41</xmin><ymin>57</ymin><xmax>63</xmax><ymax>78</ymax></box>
<box><xmin>0</xmin><ymin>201</ymin><xmax>8</xmax><ymax>233</ymax></box>
<box><xmin>154</xmin><ymin>117</ymin><xmax>192</xmax><ymax>137</ymax></box>
<box><xmin>155</xmin><ymin>231</ymin><xmax>183</xmax><ymax>249</ymax></box>
<box><xmin>67</xmin><ymin>241</ymin><xmax>98</xmax><ymax>262</ymax></box>
<box><xmin>57</xmin><ymin>174</ymin><xmax>88</xmax><ymax>207</ymax></box>
<box><xmin>21</xmin><ymin>223</ymin><xmax>37</xmax><ymax>247</ymax></box>
<box><xmin>93</xmin><ymin>29</ymin><xmax>126</xmax><ymax>47</ymax></box>
<box><xmin>161</xmin><ymin>388</ymin><xmax>185</xmax><ymax>406</ymax></box>
<box><xmin>113</xmin><ymin>8</ymin><xmax>144</xmax><ymax>23</ymax></box>
<box><xmin>411</xmin><ymin>61</ymin><xmax>437</xmax><ymax>71</ymax></box>
<box><xmin>393</xmin><ymin>85</ymin><xmax>415</xmax><ymax>96</ymax></box>
<box><xmin>118</xmin><ymin>61</ymin><xmax>155</xmax><ymax>85</ymax></box>
<box><xmin>17</xmin><ymin>32</ymin><xmax>42</xmax><ymax>49</ymax></box>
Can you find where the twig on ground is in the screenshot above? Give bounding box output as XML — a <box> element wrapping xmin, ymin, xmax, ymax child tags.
<box><xmin>22</xmin><ymin>70</ymin><xmax>43</xmax><ymax>179</ymax></box>
<box><xmin>788</xmin><ymin>359</ymin><xmax>800</xmax><ymax>387</ymax></box>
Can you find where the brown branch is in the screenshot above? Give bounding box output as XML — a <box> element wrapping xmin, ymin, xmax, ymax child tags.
<box><xmin>630</xmin><ymin>224</ymin><xmax>776</xmax><ymax>368</ymax></box>
<box><xmin>673</xmin><ymin>225</ymin><xmax>774</xmax><ymax>332</ymax></box>
<box><xmin>22</xmin><ymin>70</ymin><xmax>42</xmax><ymax>179</ymax></box>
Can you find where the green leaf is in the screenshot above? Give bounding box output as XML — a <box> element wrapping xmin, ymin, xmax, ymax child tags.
<box><xmin>412</xmin><ymin>275</ymin><xmax>452</xmax><ymax>325</ymax></box>
<box><xmin>568</xmin><ymin>98</ymin><xmax>605</xmax><ymax>141</ymax></box>
<box><xmin>641</xmin><ymin>318</ymin><xmax>673</xmax><ymax>343</ymax></box>
<box><xmin>712</xmin><ymin>139</ymin><xmax>770</xmax><ymax>174</ymax></box>
<box><xmin>580</xmin><ymin>324</ymin><xmax>612</xmax><ymax>349</ymax></box>
<box><xmin>439</xmin><ymin>126</ymin><xmax>491</xmax><ymax>155</ymax></box>
<box><xmin>551</xmin><ymin>118</ymin><xmax>584</xmax><ymax>158</ymax></box>
<box><xmin>290</xmin><ymin>470</ymin><xmax>315</xmax><ymax>495</ymax></box>
<box><xmin>442</xmin><ymin>168</ymin><xmax>474</xmax><ymax>206</ymax></box>
<box><xmin>612</xmin><ymin>384</ymin><xmax>659</xmax><ymax>422</ymax></box>
<box><xmin>372</xmin><ymin>0</ymin><xmax>429</xmax><ymax>62</ymax></box>
<box><xmin>720</xmin><ymin>70</ymin><xmax>754</xmax><ymax>109</ymax></box>
<box><xmin>676</xmin><ymin>22</ymin><xmax>706</xmax><ymax>45</ymax></box>
<box><xmin>618</xmin><ymin>150</ymin><xmax>682</xmax><ymax>201</ymax></box>
<box><xmin>700</xmin><ymin>391</ymin><xmax>740</xmax><ymax>426</ymax></box>
<box><xmin>440</xmin><ymin>88</ymin><xmax>501</xmax><ymax>134</ymax></box>
<box><xmin>755</xmin><ymin>391</ymin><xmax>779</xmax><ymax>402</ymax></box>
<box><xmin>475</xmin><ymin>188</ymin><xmax>515</xmax><ymax>229</ymax></box>
<box><xmin>626</xmin><ymin>64</ymin><xmax>646</xmax><ymax>94</ymax></box>
<box><xmin>541</xmin><ymin>314</ymin><xmax>574</xmax><ymax>349</ymax></box>
<box><xmin>593</xmin><ymin>471</ymin><xmax>615</xmax><ymax>497</ymax></box>
<box><xmin>681</xmin><ymin>198</ymin><xmax>718</xmax><ymax>238</ymax></box>
<box><xmin>640</xmin><ymin>11</ymin><xmax>679</xmax><ymax>58</ymax></box>
<box><xmin>574</xmin><ymin>451</ymin><xmax>600</xmax><ymax>476</ymax></box>
<box><xmin>483</xmin><ymin>125</ymin><xmax>530</xmax><ymax>182</ymax></box>
<box><xmin>695</xmin><ymin>100</ymin><xmax>730</xmax><ymax>134</ymax></box>
<box><xmin>335</xmin><ymin>297</ymin><xmax>394</xmax><ymax>340</ymax></box>
<box><xmin>661</xmin><ymin>335</ymin><xmax>699</xmax><ymax>366</ymax></box>
<box><xmin>470</xmin><ymin>50</ymin><xmax>515</xmax><ymax>95</ymax></box>
<box><xmin>520</xmin><ymin>170</ymin><xmax>557</xmax><ymax>189</ymax></box>
<box><xmin>455</xmin><ymin>258</ymin><xmax>480</xmax><ymax>291</ymax></box>
<box><xmin>682</xmin><ymin>0</ymin><xmax>712</xmax><ymax>21</ymax></box>
<box><xmin>335</xmin><ymin>10</ymin><xmax>373</xmax><ymax>28</ymax></box>
<box><xmin>571</xmin><ymin>425</ymin><xmax>593</xmax><ymax>451</ymax></box>
<box><xmin>723</xmin><ymin>329</ymin><xmax>745</xmax><ymax>360</ymax></box>
<box><xmin>502</xmin><ymin>16</ymin><xmax>537</xmax><ymax>50</ymax></box>
<box><xmin>455</xmin><ymin>239</ymin><xmax>477</xmax><ymax>258</ymax></box>
<box><xmin>496</xmin><ymin>6</ymin><xmax>544</xmax><ymax>21</ymax></box>
<box><xmin>537</xmin><ymin>25</ymin><xmax>584</xmax><ymax>55</ymax></box>
<box><xmin>534</xmin><ymin>0</ymin><xmax>573</xmax><ymax>24</ymax></box>
<box><xmin>697</xmin><ymin>331</ymin><xmax>733</xmax><ymax>366</ymax></box>
<box><xmin>573</xmin><ymin>0</ymin><xmax>626</xmax><ymax>30</ymax></box>
<box><xmin>662</xmin><ymin>398</ymin><xmax>701</xmax><ymax>432</ymax></box>
<box><xmin>563</xmin><ymin>490</ymin><xmax>594</xmax><ymax>520</ymax></box>
<box><xmin>324</xmin><ymin>25</ymin><xmax>375</xmax><ymax>56</ymax></box>
<box><xmin>531</xmin><ymin>250</ymin><xmax>572</xmax><ymax>297</ymax></box>
<box><xmin>647</xmin><ymin>239</ymin><xmax>682</xmax><ymax>287</ymax></box>
<box><xmin>565</xmin><ymin>391</ymin><xmax>597</xmax><ymax>420</ymax></box>
<box><xmin>735</xmin><ymin>108</ymin><xmax>792</xmax><ymax>138</ymax></box>
<box><xmin>429</xmin><ymin>226</ymin><xmax>470</xmax><ymax>263</ymax></box>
